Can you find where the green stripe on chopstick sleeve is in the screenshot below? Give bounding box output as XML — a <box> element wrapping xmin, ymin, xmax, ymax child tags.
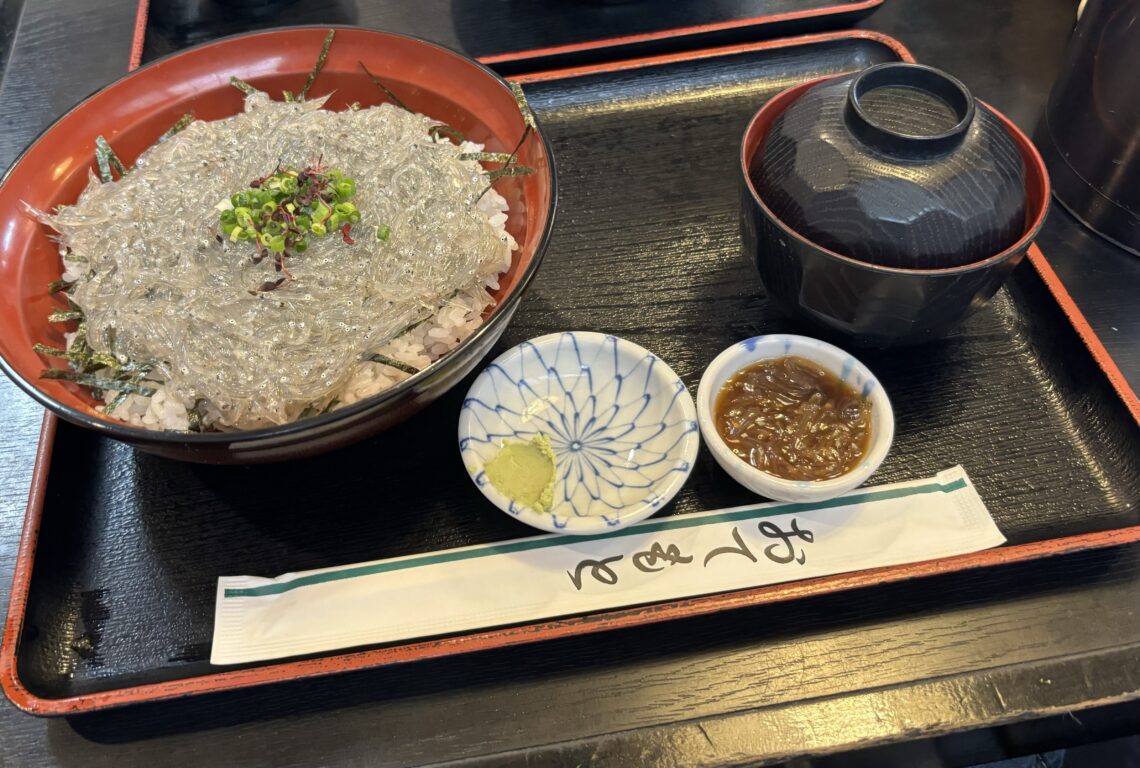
<box><xmin>224</xmin><ymin>477</ymin><xmax>967</xmax><ymax>598</ymax></box>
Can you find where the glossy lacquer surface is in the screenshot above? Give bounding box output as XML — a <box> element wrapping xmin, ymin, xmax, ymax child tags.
<box><xmin>755</xmin><ymin>65</ymin><xmax>1027</xmax><ymax>269</ymax></box>
<box><xmin>141</xmin><ymin>0</ymin><xmax>885</xmax><ymax>73</ymax></box>
<box><xmin>741</xmin><ymin>74</ymin><xmax>1048</xmax><ymax>346</ymax></box>
<box><xmin>6</xmin><ymin>33</ymin><xmax>1140</xmax><ymax>725</ymax></box>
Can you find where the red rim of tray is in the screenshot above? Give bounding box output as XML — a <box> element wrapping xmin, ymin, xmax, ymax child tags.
<box><xmin>4</xmin><ymin>29</ymin><xmax>1140</xmax><ymax>716</ymax></box>
<box><xmin>127</xmin><ymin>0</ymin><xmax>887</xmax><ymax>72</ymax></box>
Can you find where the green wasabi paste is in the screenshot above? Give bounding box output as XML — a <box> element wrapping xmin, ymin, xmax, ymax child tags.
<box><xmin>484</xmin><ymin>433</ymin><xmax>556</xmax><ymax>513</ymax></box>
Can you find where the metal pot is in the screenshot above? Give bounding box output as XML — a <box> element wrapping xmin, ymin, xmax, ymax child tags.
<box><xmin>1039</xmin><ymin>0</ymin><xmax>1140</xmax><ymax>256</ymax></box>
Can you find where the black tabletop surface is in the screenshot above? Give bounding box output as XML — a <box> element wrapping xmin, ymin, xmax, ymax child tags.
<box><xmin>2</xmin><ymin>0</ymin><xmax>1140</xmax><ymax>766</ymax></box>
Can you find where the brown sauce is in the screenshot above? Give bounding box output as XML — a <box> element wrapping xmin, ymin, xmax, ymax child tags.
<box><xmin>714</xmin><ymin>356</ymin><xmax>872</xmax><ymax>481</ymax></box>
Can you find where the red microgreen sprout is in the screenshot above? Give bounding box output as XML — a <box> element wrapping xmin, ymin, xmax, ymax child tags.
<box><xmin>218</xmin><ymin>163</ymin><xmax>361</xmax><ymax>294</ymax></box>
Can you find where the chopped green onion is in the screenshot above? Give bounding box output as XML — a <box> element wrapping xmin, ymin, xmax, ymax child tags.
<box><xmin>220</xmin><ymin>162</ymin><xmax>359</xmax><ymax>292</ymax></box>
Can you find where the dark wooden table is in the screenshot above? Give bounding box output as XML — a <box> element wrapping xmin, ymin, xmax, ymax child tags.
<box><xmin>3</xmin><ymin>1</ymin><xmax>1140</xmax><ymax>765</ymax></box>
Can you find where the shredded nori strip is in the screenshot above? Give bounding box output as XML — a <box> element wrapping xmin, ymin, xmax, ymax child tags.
<box><xmin>48</xmin><ymin>309</ymin><xmax>83</xmax><ymax>323</ymax></box>
<box><xmin>40</xmin><ymin>368</ymin><xmax>157</xmax><ymax>396</ymax></box>
<box><xmin>469</xmin><ymin>81</ymin><xmax>538</xmax><ymax>204</ymax></box>
<box><xmin>32</xmin><ymin>343</ymin><xmax>70</xmax><ymax>357</ymax></box>
<box><xmin>37</xmin><ymin>309</ymin><xmax>148</xmax><ymax>405</ymax></box>
<box><xmin>102</xmin><ymin>388</ymin><xmax>136</xmax><ymax>416</ymax></box>
<box><xmin>94</xmin><ymin>140</ymin><xmax>112</xmax><ymax>182</ymax></box>
<box><xmin>95</xmin><ymin>136</ymin><xmax>127</xmax><ymax>183</ymax></box>
<box><xmin>185</xmin><ymin>399</ymin><xmax>210</xmax><ymax>431</ymax></box>
<box><xmin>507</xmin><ymin>124</ymin><xmax>532</xmax><ymax>164</ymax></box>
<box><xmin>299</xmin><ymin>395</ymin><xmax>341</xmax><ymax>419</ymax></box>
<box><xmin>32</xmin><ymin>342</ymin><xmax>117</xmax><ymax>369</ymax></box>
<box><xmin>429</xmin><ymin>124</ymin><xmax>466</xmax><ymax>144</ymax></box>
<box><xmin>93</xmin><ymin>354</ymin><xmax>156</xmax><ymax>412</ymax></box>
<box><xmin>359</xmin><ymin>62</ymin><xmax>411</xmax><ymax>112</ymax></box>
<box><xmin>486</xmin><ymin>165</ymin><xmax>536</xmax><ymax>181</ymax></box>
<box><xmin>509</xmin><ymin>81</ymin><xmax>537</xmax><ymax>131</ymax></box>
<box><xmin>48</xmin><ymin>278</ymin><xmax>75</xmax><ymax>294</ymax></box>
<box><xmin>229</xmin><ymin>76</ymin><xmax>260</xmax><ymax>96</ymax></box>
<box><xmin>505</xmin><ymin>83</ymin><xmax>536</xmax><ymax>162</ymax></box>
<box><xmin>367</xmin><ymin>353</ymin><xmax>420</xmax><ymax>375</ymax></box>
<box><xmin>158</xmin><ymin>112</ymin><xmax>195</xmax><ymax>143</ymax></box>
<box><xmin>476</xmin><ymin>164</ymin><xmax>535</xmax><ymax>203</ymax></box>
<box><xmin>459</xmin><ymin>151</ymin><xmax>515</xmax><ymax>164</ymax></box>
<box><xmin>300</xmin><ymin>29</ymin><xmax>336</xmax><ymax>101</ymax></box>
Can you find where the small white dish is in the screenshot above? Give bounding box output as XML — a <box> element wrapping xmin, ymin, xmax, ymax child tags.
<box><xmin>459</xmin><ymin>332</ymin><xmax>700</xmax><ymax>534</ymax></box>
<box><xmin>696</xmin><ymin>334</ymin><xmax>894</xmax><ymax>503</ymax></box>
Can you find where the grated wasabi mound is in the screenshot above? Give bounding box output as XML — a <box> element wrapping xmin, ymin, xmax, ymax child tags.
<box><xmin>484</xmin><ymin>433</ymin><xmax>556</xmax><ymax>513</ymax></box>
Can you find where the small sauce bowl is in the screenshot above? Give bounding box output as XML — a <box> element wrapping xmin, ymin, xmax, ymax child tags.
<box><xmin>459</xmin><ymin>332</ymin><xmax>700</xmax><ymax>534</ymax></box>
<box><xmin>696</xmin><ymin>334</ymin><xmax>894</xmax><ymax>502</ymax></box>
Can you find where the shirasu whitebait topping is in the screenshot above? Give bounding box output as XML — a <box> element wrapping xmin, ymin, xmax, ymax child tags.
<box><xmin>44</xmin><ymin>94</ymin><xmax>515</xmax><ymax>428</ymax></box>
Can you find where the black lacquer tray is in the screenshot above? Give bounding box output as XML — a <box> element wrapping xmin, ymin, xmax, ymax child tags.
<box><xmin>135</xmin><ymin>0</ymin><xmax>886</xmax><ymax>74</ymax></box>
<box><xmin>4</xmin><ymin>31</ymin><xmax>1140</xmax><ymax>715</ymax></box>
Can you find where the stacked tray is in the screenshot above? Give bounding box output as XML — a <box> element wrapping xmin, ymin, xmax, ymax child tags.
<box><xmin>136</xmin><ymin>0</ymin><xmax>886</xmax><ymax>72</ymax></box>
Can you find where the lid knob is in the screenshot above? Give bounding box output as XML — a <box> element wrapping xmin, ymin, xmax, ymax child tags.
<box><xmin>844</xmin><ymin>63</ymin><xmax>976</xmax><ymax>157</ymax></box>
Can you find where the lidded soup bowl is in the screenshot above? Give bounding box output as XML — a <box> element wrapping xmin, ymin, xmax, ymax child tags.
<box><xmin>741</xmin><ymin>62</ymin><xmax>1050</xmax><ymax>346</ymax></box>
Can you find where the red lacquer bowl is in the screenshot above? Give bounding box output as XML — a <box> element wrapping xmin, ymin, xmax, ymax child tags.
<box><xmin>0</xmin><ymin>27</ymin><xmax>557</xmax><ymax>463</ymax></box>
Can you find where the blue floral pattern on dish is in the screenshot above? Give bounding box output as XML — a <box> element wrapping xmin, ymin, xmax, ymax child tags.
<box><xmin>459</xmin><ymin>332</ymin><xmax>700</xmax><ymax>534</ymax></box>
